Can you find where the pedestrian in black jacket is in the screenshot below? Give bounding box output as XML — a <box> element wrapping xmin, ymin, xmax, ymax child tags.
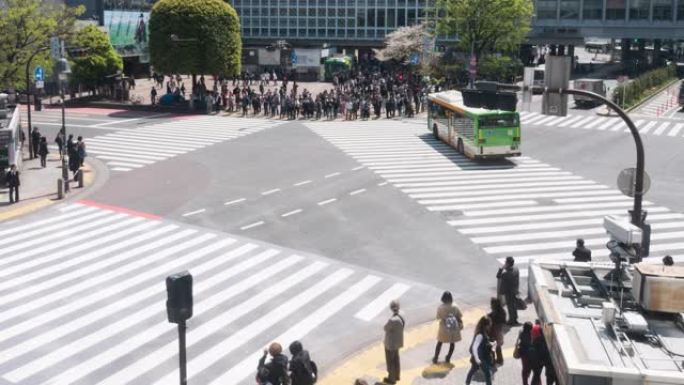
<box><xmin>38</xmin><ymin>136</ymin><xmax>49</xmax><ymax>167</ymax></box>
<box><xmin>258</xmin><ymin>342</ymin><xmax>289</xmax><ymax>385</ymax></box>
<box><xmin>31</xmin><ymin>126</ymin><xmax>41</xmax><ymax>159</ymax></box>
<box><xmin>289</xmin><ymin>341</ymin><xmax>316</xmax><ymax>385</ymax></box>
<box><xmin>572</xmin><ymin>238</ymin><xmax>592</xmax><ymax>262</ymax></box>
<box><xmin>6</xmin><ymin>164</ymin><xmax>20</xmax><ymax>203</ymax></box>
<box><xmin>497</xmin><ymin>256</ymin><xmax>520</xmax><ymax>325</ymax></box>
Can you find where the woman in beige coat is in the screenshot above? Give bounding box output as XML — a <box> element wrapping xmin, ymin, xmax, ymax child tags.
<box><xmin>432</xmin><ymin>291</ymin><xmax>463</xmax><ymax>364</ymax></box>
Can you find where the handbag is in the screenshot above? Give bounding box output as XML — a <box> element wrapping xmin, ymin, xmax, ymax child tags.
<box><xmin>513</xmin><ymin>342</ymin><xmax>521</xmax><ymax>359</ymax></box>
<box><xmin>515</xmin><ymin>296</ymin><xmax>527</xmax><ymax>310</ymax></box>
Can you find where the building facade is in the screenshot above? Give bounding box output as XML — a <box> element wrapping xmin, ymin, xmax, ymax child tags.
<box><xmin>531</xmin><ymin>0</ymin><xmax>684</xmax><ymax>43</ymax></box>
<box><xmin>227</xmin><ymin>0</ymin><xmax>440</xmax><ymax>47</ymax></box>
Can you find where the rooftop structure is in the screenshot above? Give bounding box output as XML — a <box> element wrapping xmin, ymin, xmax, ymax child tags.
<box><xmin>528</xmin><ymin>259</ymin><xmax>684</xmax><ymax>385</ymax></box>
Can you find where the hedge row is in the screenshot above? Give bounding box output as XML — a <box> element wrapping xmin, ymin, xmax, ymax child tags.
<box><xmin>612</xmin><ymin>64</ymin><xmax>677</xmax><ymax>109</ymax></box>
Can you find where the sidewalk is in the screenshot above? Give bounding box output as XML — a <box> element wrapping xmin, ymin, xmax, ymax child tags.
<box><xmin>0</xmin><ymin>153</ymin><xmax>96</xmax><ymax>221</ymax></box>
<box><xmin>320</xmin><ymin>304</ymin><xmax>538</xmax><ymax>385</ymax></box>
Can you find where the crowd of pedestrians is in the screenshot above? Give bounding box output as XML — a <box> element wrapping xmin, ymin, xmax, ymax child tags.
<box><xmin>255</xmin><ymin>341</ymin><xmax>318</xmax><ymax>385</ymax></box>
<box><xmin>151</xmin><ymin>68</ymin><xmax>434</xmax><ymax>121</ymax></box>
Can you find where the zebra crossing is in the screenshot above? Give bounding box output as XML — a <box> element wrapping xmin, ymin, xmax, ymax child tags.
<box><xmin>0</xmin><ymin>201</ymin><xmax>426</xmax><ymax>385</ymax></box>
<box><xmin>520</xmin><ymin>111</ymin><xmax>684</xmax><ymax>138</ymax></box>
<box><xmin>307</xmin><ymin>120</ymin><xmax>684</xmax><ymax>277</ymax></box>
<box><xmin>85</xmin><ymin>116</ymin><xmax>283</xmax><ymax>172</ymax></box>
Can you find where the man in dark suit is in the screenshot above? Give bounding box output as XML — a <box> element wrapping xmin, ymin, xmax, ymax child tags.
<box><xmin>6</xmin><ymin>164</ymin><xmax>20</xmax><ymax>203</ymax></box>
<box><xmin>497</xmin><ymin>256</ymin><xmax>520</xmax><ymax>325</ymax></box>
<box><xmin>383</xmin><ymin>300</ymin><xmax>405</xmax><ymax>384</ymax></box>
<box><xmin>572</xmin><ymin>238</ymin><xmax>592</xmax><ymax>262</ymax></box>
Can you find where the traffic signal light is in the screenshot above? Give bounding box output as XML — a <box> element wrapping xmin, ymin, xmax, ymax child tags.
<box><xmin>166</xmin><ymin>271</ymin><xmax>193</xmax><ymax>324</ymax></box>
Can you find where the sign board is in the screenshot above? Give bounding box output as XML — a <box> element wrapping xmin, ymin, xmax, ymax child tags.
<box><xmin>522</xmin><ymin>67</ymin><xmax>535</xmax><ymax>110</ymax></box>
<box><xmin>34</xmin><ymin>67</ymin><xmax>44</xmax><ymax>81</ymax></box>
<box><xmin>291</xmin><ymin>52</ymin><xmax>297</xmax><ymax>65</ymax></box>
<box><xmin>50</xmin><ymin>37</ymin><xmax>61</xmax><ymax>60</ymax></box>
<box><xmin>35</xmin><ymin>80</ymin><xmax>44</xmax><ymax>89</ymax></box>
<box><xmin>293</xmin><ymin>49</ymin><xmax>321</xmax><ymax>68</ymax></box>
<box><xmin>258</xmin><ymin>49</ymin><xmax>281</xmax><ymax>66</ymax></box>
<box><xmin>617</xmin><ymin>167</ymin><xmax>651</xmax><ymax>197</ymax></box>
<box><xmin>409</xmin><ymin>52</ymin><xmax>420</xmax><ymax>65</ymax></box>
<box><xmin>542</xmin><ymin>56</ymin><xmax>570</xmax><ymax>117</ymax></box>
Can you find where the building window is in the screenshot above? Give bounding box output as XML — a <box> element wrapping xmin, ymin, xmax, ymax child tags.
<box><xmin>387</xmin><ymin>8</ymin><xmax>396</xmax><ymax>27</ymax></box>
<box><xmin>377</xmin><ymin>9</ymin><xmax>386</xmax><ymax>27</ymax></box>
<box><xmin>653</xmin><ymin>0</ymin><xmax>673</xmax><ymax>20</ymax></box>
<box><xmin>358</xmin><ymin>9</ymin><xmax>366</xmax><ymax>27</ymax></box>
<box><xmin>606</xmin><ymin>0</ymin><xmax>626</xmax><ymax>20</ymax></box>
<box><xmin>679</xmin><ymin>1</ymin><xmax>684</xmax><ymax>20</ymax></box>
<box><xmin>583</xmin><ymin>0</ymin><xmax>603</xmax><ymax>19</ymax></box>
<box><xmin>535</xmin><ymin>0</ymin><xmax>557</xmax><ymax>19</ymax></box>
<box><xmin>629</xmin><ymin>0</ymin><xmax>649</xmax><ymax>20</ymax></box>
<box><xmin>367</xmin><ymin>8</ymin><xmax>376</xmax><ymax>27</ymax></box>
<box><xmin>407</xmin><ymin>9</ymin><xmax>416</xmax><ymax>24</ymax></box>
<box><xmin>398</xmin><ymin>8</ymin><xmax>406</xmax><ymax>26</ymax></box>
<box><xmin>559</xmin><ymin>0</ymin><xmax>580</xmax><ymax>19</ymax></box>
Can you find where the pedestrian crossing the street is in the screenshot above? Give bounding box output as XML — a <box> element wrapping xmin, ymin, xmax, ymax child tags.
<box><xmin>0</xmin><ymin>201</ymin><xmax>426</xmax><ymax>385</ymax></box>
<box><xmin>308</xmin><ymin>120</ymin><xmax>684</xmax><ymax>277</ymax></box>
<box><xmin>520</xmin><ymin>111</ymin><xmax>684</xmax><ymax>138</ymax></box>
<box><xmin>85</xmin><ymin>116</ymin><xmax>283</xmax><ymax>172</ymax></box>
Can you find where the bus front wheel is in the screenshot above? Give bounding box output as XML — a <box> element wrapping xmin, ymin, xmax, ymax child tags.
<box><xmin>432</xmin><ymin>124</ymin><xmax>438</xmax><ymax>139</ymax></box>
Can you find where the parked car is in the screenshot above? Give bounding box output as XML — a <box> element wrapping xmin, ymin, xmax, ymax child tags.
<box><xmin>572</xmin><ymin>79</ymin><xmax>607</xmax><ymax>107</ymax></box>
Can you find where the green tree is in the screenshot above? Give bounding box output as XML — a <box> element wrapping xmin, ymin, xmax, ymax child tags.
<box><xmin>149</xmin><ymin>0</ymin><xmax>241</xmax><ymax>86</ymax></box>
<box><xmin>67</xmin><ymin>25</ymin><xmax>123</xmax><ymax>93</ymax></box>
<box><xmin>436</xmin><ymin>0</ymin><xmax>533</xmax><ymax>60</ymax></box>
<box><xmin>0</xmin><ymin>0</ymin><xmax>84</xmax><ymax>89</ymax></box>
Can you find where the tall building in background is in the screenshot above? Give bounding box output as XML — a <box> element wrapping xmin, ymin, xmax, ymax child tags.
<box><xmin>227</xmin><ymin>0</ymin><xmax>441</xmax><ymax>47</ymax></box>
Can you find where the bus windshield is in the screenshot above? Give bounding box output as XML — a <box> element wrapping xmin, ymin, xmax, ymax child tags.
<box><xmin>479</xmin><ymin>114</ymin><xmax>518</xmax><ymax>128</ymax></box>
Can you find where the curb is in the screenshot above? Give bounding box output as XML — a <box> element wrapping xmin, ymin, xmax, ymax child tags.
<box><xmin>625</xmin><ymin>78</ymin><xmax>680</xmax><ymax>113</ymax></box>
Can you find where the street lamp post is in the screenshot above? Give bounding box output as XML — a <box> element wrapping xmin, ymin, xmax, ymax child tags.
<box><xmin>25</xmin><ymin>47</ymin><xmax>49</xmax><ymax>159</ymax></box>
<box><xmin>58</xmin><ymin>56</ymin><xmax>71</xmax><ymax>193</ymax></box>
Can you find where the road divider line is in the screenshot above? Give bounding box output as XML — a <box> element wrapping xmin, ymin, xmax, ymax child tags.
<box><xmin>294</xmin><ymin>180</ymin><xmax>312</xmax><ymax>186</ymax></box>
<box><xmin>224</xmin><ymin>198</ymin><xmax>246</xmax><ymax>206</ymax></box>
<box><xmin>318</xmin><ymin>198</ymin><xmax>337</xmax><ymax>206</ymax></box>
<box><xmin>240</xmin><ymin>221</ymin><xmax>264</xmax><ymax>230</ymax></box>
<box><xmin>352</xmin><ymin>166</ymin><xmax>365</xmax><ymax>171</ymax></box>
<box><xmin>261</xmin><ymin>188</ymin><xmax>281</xmax><ymax>196</ymax></box>
<box><xmin>281</xmin><ymin>209</ymin><xmax>303</xmax><ymax>218</ymax></box>
<box><xmin>349</xmin><ymin>188</ymin><xmax>366</xmax><ymax>196</ymax></box>
<box><xmin>325</xmin><ymin>172</ymin><xmax>341</xmax><ymax>178</ymax></box>
<box><xmin>182</xmin><ymin>209</ymin><xmax>206</xmax><ymax>217</ymax></box>
<box><xmin>377</xmin><ymin>181</ymin><xmax>388</xmax><ymax>186</ymax></box>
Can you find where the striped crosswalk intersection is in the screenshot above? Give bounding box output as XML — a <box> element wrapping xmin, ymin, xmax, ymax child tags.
<box><xmin>308</xmin><ymin>120</ymin><xmax>684</xmax><ymax>276</ymax></box>
<box><xmin>85</xmin><ymin>116</ymin><xmax>282</xmax><ymax>172</ymax></box>
<box><xmin>520</xmin><ymin>111</ymin><xmax>684</xmax><ymax>138</ymax></box>
<box><xmin>0</xmin><ymin>202</ymin><xmax>427</xmax><ymax>385</ymax></box>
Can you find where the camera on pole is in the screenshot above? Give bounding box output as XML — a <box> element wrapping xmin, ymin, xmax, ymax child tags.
<box><xmin>166</xmin><ymin>271</ymin><xmax>193</xmax><ymax>385</ymax></box>
<box><xmin>604</xmin><ymin>215</ymin><xmax>644</xmax><ymax>263</ymax></box>
<box><xmin>542</xmin><ymin>56</ymin><xmax>571</xmax><ymax>116</ymax></box>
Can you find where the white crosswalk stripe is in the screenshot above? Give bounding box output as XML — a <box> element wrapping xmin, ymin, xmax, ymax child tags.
<box><xmin>307</xmin><ymin>120</ymin><xmax>684</xmax><ymax>279</ymax></box>
<box><xmin>85</xmin><ymin>116</ymin><xmax>283</xmax><ymax>172</ymax></box>
<box><xmin>0</xmin><ymin>202</ymin><xmax>422</xmax><ymax>384</ymax></box>
<box><xmin>523</xmin><ymin>112</ymin><xmax>684</xmax><ymax>139</ymax></box>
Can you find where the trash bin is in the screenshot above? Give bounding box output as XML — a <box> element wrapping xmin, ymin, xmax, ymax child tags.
<box><xmin>34</xmin><ymin>96</ymin><xmax>42</xmax><ymax>111</ymax></box>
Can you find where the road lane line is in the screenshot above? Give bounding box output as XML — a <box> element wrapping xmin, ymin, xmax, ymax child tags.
<box><xmin>294</xmin><ymin>180</ymin><xmax>312</xmax><ymax>186</ymax></box>
<box><xmin>352</xmin><ymin>166</ymin><xmax>365</xmax><ymax>170</ymax></box>
<box><xmin>224</xmin><ymin>198</ymin><xmax>246</xmax><ymax>206</ymax></box>
<box><xmin>182</xmin><ymin>209</ymin><xmax>206</xmax><ymax>217</ymax></box>
<box><xmin>378</xmin><ymin>181</ymin><xmax>389</xmax><ymax>186</ymax></box>
<box><xmin>349</xmin><ymin>188</ymin><xmax>367</xmax><ymax>196</ymax></box>
<box><xmin>652</xmin><ymin>122</ymin><xmax>670</xmax><ymax>136</ymax></box>
<box><xmin>261</xmin><ymin>188</ymin><xmax>281</xmax><ymax>196</ymax></box>
<box><xmin>281</xmin><ymin>209</ymin><xmax>303</xmax><ymax>217</ymax></box>
<box><xmin>318</xmin><ymin>198</ymin><xmax>337</xmax><ymax>206</ymax></box>
<box><xmin>354</xmin><ymin>283</ymin><xmax>411</xmax><ymax>321</ymax></box>
<box><xmin>325</xmin><ymin>172</ymin><xmax>341</xmax><ymax>178</ymax></box>
<box><xmin>91</xmin><ymin>113</ymin><xmax>170</xmax><ymax>127</ymax></box>
<box><xmin>639</xmin><ymin>120</ymin><xmax>658</xmax><ymax>134</ymax></box>
<box><xmin>668</xmin><ymin>122</ymin><xmax>684</xmax><ymax>136</ymax></box>
<box><xmin>240</xmin><ymin>221</ymin><xmax>264</xmax><ymax>230</ymax></box>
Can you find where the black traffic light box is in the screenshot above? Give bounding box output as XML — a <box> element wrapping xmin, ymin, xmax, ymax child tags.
<box><xmin>166</xmin><ymin>271</ymin><xmax>193</xmax><ymax>324</ymax></box>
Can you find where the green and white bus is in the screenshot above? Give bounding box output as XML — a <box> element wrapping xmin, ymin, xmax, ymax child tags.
<box><xmin>427</xmin><ymin>90</ymin><xmax>521</xmax><ymax>160</ymax></box>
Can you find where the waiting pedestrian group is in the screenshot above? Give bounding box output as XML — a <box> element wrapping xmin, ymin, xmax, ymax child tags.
<box><xmin>256</xmin><ymin>341</ymin><xmax>318</xmax><ymax>385</ymax></box>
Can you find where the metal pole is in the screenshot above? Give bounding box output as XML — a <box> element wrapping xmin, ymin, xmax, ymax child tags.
<box><xmin>25</xmin><ymin>61</ymin><xmax>33</xmax><ymax>159</ymax></box>
<box><xmin>61</xmin><ymin>83</ymin><xmax>69</xmax><ymax>193</ymax></box>
<box><xmin>178</xmin><ymin>321</ymin><xmax>187</xmax><ymax>385</ymax></box>
<box><xmin>561</xmin><ymin>88</ymin><xmax>645</xmax><ymax>229</ymax></box>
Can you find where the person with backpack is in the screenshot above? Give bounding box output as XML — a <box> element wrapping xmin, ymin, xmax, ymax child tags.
<box><xmin>515</xmin><ymin>322</ymin><xmax>534</xmax><ymax>385</ymax></box>
<box><xmin>288</xmin><ymin>341</ymin><xmax>317</xmax><ymax>385</ymax></box>
<box><xmin>258</xmin><ymin>342</ymin><xmax>289</xmax><ymax>385</ymax></box>
<box><xmin>432</xmin><ymin>290</ymin><xmax>463</xmax><ymax>364</ymax></box>
<box><xmin>487</xmin><ymin>297</ymin><xmax>507</xmax><ymax>366</ymax></box>
<box><xmin>465</xmin><ymin>316</ymin><xmax>493</xmax><ymax>385</ymax></box>
<box><xmin>256</xmin><ymin>367</ymin><xmax>273</xmax><ymax>385</ymax></box>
